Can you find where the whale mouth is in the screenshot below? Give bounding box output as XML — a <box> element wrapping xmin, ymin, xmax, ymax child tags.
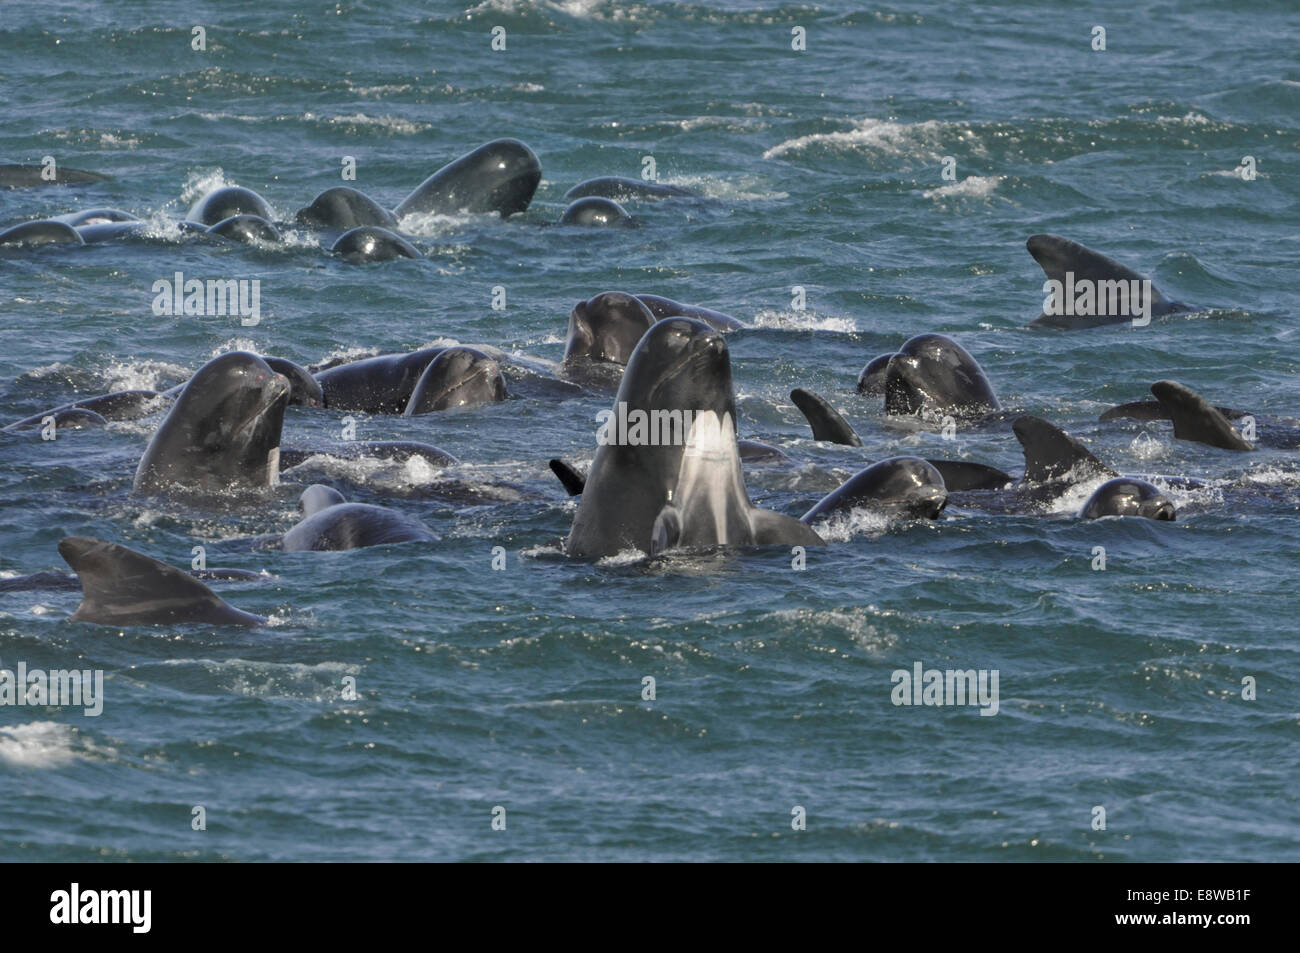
<box><xmin>231</xmin><ymin>373</ymin><xmax>290</xmax><ymax>436</ymax></box>
<box><xmin>488</xmin><ymin>167</ymin><xmax>543</xmax><ymax>217</ymax></box>
<box><xmin>1152</xmin><ymin>501</ymin><xmax>1176</xmax><ymax>521</ymax></box>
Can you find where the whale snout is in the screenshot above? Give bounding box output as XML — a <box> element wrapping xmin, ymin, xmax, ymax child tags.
<box><xmin>1151</xmin><ymin>500</ymin><xmax>1176</xmax><ymax>521</ymax></box>
<box><xmin>909</xmin><ymin>486</ymin><xmax>949</xmax><ymax>519</ymax></box>
<box><xmin>260</xmin><ymin>370</ymin><xmax>291</xmax><ymax>405</ymax></box>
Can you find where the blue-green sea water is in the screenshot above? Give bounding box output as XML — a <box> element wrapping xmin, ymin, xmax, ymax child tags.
<box><xmin>1</xmin><ymin>0</ymin><xmax>1297</xmax><ymax>861</ymax></box>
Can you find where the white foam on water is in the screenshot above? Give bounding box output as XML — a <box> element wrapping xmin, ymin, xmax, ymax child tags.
<box><xmin>99</xmin><ymin>132</ymin><xmax>140</xmax><ymax>149</ymax></box>
<box><xmin>1155</xmin><ymin>111</ymin><xmax>1214</xmax><ymax>126</ymax></box>
<box><xmin>596</xmin><ymin>548</ymin><xmax>649</xmax><ymax>567</ymax></box>
<box><xmin>1240</xmin><ymin>465</ymin><xmax>1300</xmax><ymax>486</ymax></box>
<box><xmin>764</xmin><ymin>607</ymin><xmax>900</xmax><ymax>655</ymax></box>
<box><xmin>301</xmin><ymin>112</ymin><xmax>429</xmax><ymax>136</ymax></box>
<box><xmin>520</xmin><ymin>538</ymin><xmax>570</xmax><ymax>560</ymax></box>
<box><xmin>809</xmin><ymin>507</ymin><xmax>895</xmax><ymax>542</ymax></box>
<box><xmin>764</xmin><ymin>117</ymin><xmax>957</xmax><ymax>161</ymax></box>
<box><xmin>750</xmin><ymin>308</ymin><xmax>856</xmax><ymax>332</ymax></box>
<box><xmin>1127</xmin><ymin>431</ymin><xmax>1171</xmax><ymax>463</ymax></box>
<box><xmin>1043</xmin><ymin>474</ymin><xmax>1111</xmax><ymax>516</ymax></box>
<box><xmin>196</xmin><ymin>112</ymin><xmax>263</xmax><ymax>124</ymax></box>
<box><xmin>403</xmin><ymin>454</ymin><xmax>448</xmax><ymax>484</ymax></box>
<box><xmin>396</xmin><ymin>209</ymin><xmax>497</xmax><ymax>238</ymax></box>
<box><xmin>347</xmin><ymin>83</ymin><xmax>415</xmax><ymax>97</ymax></box>
<box><xmin>922</xmin><ymin>175</ymin><xmax>1002</xmax><ymax>200</ymax></box>
<box><xmin>314</xmin><ymin>345</ymin><xmax>381</xmax><ymax>367</ymax></box>
<box><xmin>1207</xmin><ymin>168</ymin><xmax>1264</xmax><ymax>180</ymax></box>
<box><xmin>164</xmin><ymin>658</ymin><xmax>358</xmax><ymax>699</ymax></box>
<box><xmin>210</xmin><ymin>339</ymin><xmax>260</xmax><ymax>358</ymax></box>
<box><xmin>1149</xmin><ymin>477</ymin><xmax>1225</xmax><ymax>509</ymax></box>
<box><xmin>466</xmin><ymin>0</ymin><xmax>637</xmax><ymax>20</ymax></box>
<box><xmin>670</xmin><ymin>172</ymin><xmax>787</xmax><ymax>201</ymax></box>
<box><xmin>101</xmin><ymin>358</ymin><xmax>189</xmax><ymax>393</ymax></box>
<box><xmin>0</xmin><ymin>722</ymin><xmax>107</xmax><ymax>769</ymax></box>
<box><xmin>659</xmin><ymin>116</ymin><xmax>769</xmax><ymax>134</ymax></box>
<box><xmin>179</xmin><ymin>168</ymin><xmax>234</xmax><ymax>206</ymax></box>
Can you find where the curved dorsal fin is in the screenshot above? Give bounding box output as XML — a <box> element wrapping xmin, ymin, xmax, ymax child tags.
<box><xmin>790</xmin><ymin>388</ymin><xmax>862</xmax><ymax>446</ymax></box>
<box><xmin>58</xmin><ymin>537</ymin><xmax>263</xmax><ymax>626</ymax></box>
<box><xmin>1150</xmin><ymin>380</ymin><xmax>1255</xmax><ymax>451</ymax></box>
<box><xmin>1013</xmin><ymin>416</ymin><xmax>1116</xmax><ymax>485</ymax></box>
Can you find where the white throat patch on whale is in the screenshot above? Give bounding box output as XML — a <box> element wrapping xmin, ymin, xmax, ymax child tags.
<box><xmin>651</xmin><ymin>410</ymin><xmax>823</xmax><ymax>555</ymax></box>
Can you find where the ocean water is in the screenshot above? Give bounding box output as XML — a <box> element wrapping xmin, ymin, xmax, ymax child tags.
<box><xmin>1</xmin><ymin>0</ymin><xmax>1297</xmax><ymax>861</ymax></box>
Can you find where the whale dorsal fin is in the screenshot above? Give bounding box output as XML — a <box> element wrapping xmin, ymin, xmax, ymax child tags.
<box><xmin>1150</xmin><ymin>380</ymin><xmax>1255</xmax><ymax>451</ymax></box>
<box><xmin>790</xmin><ymin>389</ymin><xmax>862</xmax><ymax>446</ymax></box>
<box><xmin>1027</xmin><ymin>234</ymin><xmax>1148</xmax><ymax>287</ymax></box>
<box><xmin>58</xmin><ymin>537</ymin><xmax>262</xmax><ymax>626</ymax></box>
<box><xmin>1013</xmin><ymin>416</ymin><xmax>1116</xmax><ymax>485</ymax></box>
<box><xmin>1026</xmin><ymin>234</ymin><xmax>1183</xmax><ymax>326</ymax></box>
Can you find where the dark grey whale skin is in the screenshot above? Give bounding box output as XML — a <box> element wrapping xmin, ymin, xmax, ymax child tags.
<box><xmin>278</xmin><ymin>486</ymin><xmax>438</xmax><ymax>552</ymax></box>
<box><xmin>404</xmin><ymin>347</ymin><xmax>507</xmax><ymax>415</ymax></box>
<box><xmin>558</xmin><ymin>197</ymin><xmax>634</xmax><ymax>227</ymax></box>
<box><xmin>563</xmin><ymin>292</ymin><xmax>657</xmax><ymax>367</ymax></box>
<box><xmin>635</xmin><ymin>294</ymin><xmax>746</xmax><ymax>332</ymax></box>
<box><xmin>1025</xmin><ymin>233</ymin><xmax>1192</xmax><ymax>329</ymax></box>
<box><xmin>58</xmin><ymin>537</ymin><xmax>264</xmax><ymax>627</ymax></box>
<box><xmin>1080</xmin><ymin>479</ymin><xmax>1176</xmax><ymax>521</ymax></box>
<box><xmin>0</xmin><ymin>220</ymin><xmax>84</xmax><ymax>247</ymax></box>
<box><xmin>330</xmin><ymin>226</ymin><xmax>421</xmax><ymax>263</ymax></box>
<box><xmin>133</xmin><ymin>352</ymin><xmax>290</xmax><ymax>497</ymax></box>
<box><xmin>315</xmin><ymin>347</ymin><xmax>449</xmax><ymax>414</ymax></box>
<box><xmin>295</xmin><ymin>187</ymin><xmax>398</xmax><ymax>230</ymax></box>
<box><xmin>802</xmin><ymin>457</ymin><xmax>949</xmax><ymax>523</ymax></box>
<box><xmin>394</xmin><ymin>138</ymin><xmax>541</xmax><ymax>220</ymax></box>
<box><xmin>186</xmin><ymin>186</ymin><xmax>273</xmax><ymax>226</ymax></box>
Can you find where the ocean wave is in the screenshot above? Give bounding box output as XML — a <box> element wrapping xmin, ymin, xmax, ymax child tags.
<box><xmin>670</xmin><ymin>173</ymin><xmax>787</xmax><ymax>202</ymax></box>
<box><xmin>158</xmin><ymin>658</ymin><xmax>359</xmax><ymax>700</ymax></box>
<box><xmin>300</xmin><ymin>112</ymin><xmax>430</xmax><ymax>136</ymax></box>
<box><xmin>464</xmin><ymin>0</ymin><xmax>645</xmax><ymax>21</ymax></box>
<box><xmin>763</xmin><ymin>606</ymin><xmax>902</xmax><ymax>655</ymax></box>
